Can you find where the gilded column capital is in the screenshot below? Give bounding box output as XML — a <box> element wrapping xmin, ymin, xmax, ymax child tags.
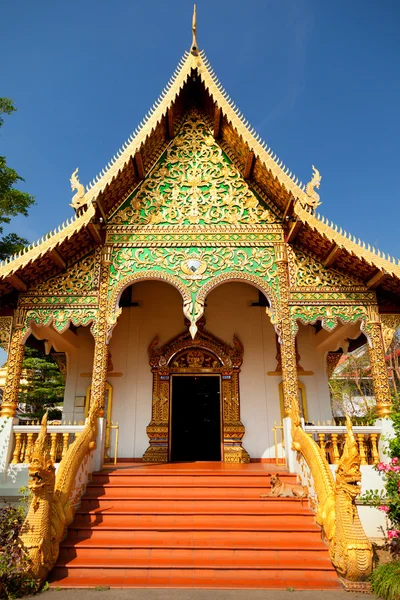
<box><xmin>275</xmin><ymin>243</ymin><xmax>288</xmax><ymax>264</ymax></box>
<box><xmin>102</xmin><ymin>246</ymin><xmax>112</xmax><ymax>265</ymax></box>
<box><xmin>14</xmin><ymin>307</ymin><xmax>27</xmax><ymax>329</ymax></box>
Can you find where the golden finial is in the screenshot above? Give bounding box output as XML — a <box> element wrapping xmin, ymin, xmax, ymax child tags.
<box><xmin>70</xmin><ymin>168</ymin><xmax>87</xmax><ymax>211</ymax></box>
<box><xmin>303</xmin><ymin>165</ymin><xmax>322</xmax><ymax>213</ymax></box>
<box><xmin>191</xmin><ymin>4</ymin><xmax>198</xmax><ymax>54</ymax></box>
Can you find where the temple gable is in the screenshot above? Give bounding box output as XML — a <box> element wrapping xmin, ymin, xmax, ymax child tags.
<box><xmin>110</xmin><ymin>110</ymin><xmax>278</xmax><ymax>227</ymax></box>
<box><xmin>288</xmin><ymin>246</ymin><xmax>366</xmax><ymax>290</ymax></box>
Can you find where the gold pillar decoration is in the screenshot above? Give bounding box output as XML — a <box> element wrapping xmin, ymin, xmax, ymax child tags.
<box><xmin>363</xmin><ymin>308</ymin><xmax>392</xmax><ymax>418</ymax></box>
<box><xmin>0</xmin><ymin>310</ymin><xmax>26</xmax><ymax>418</ymax></box>
<box><xmin>275</xmin><ymin>244</ymin><xmax>299</xmax><ymax>417</ymax></box>
<box><xmin>90</xmin><ymin>247</ymin><xmax>112</xmax><ymax>416</ymax></box>
<box><xmin>0</xmin><ymin>316</ymin><xmax>12</xmax><ymax>353</ymax></box>
<box><xmin>380</xmin><ymin>314</ymin><xmax>400</xmax><ymax>352</ymax></box>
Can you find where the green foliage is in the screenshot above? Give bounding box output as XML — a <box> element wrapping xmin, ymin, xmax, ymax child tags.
<box><xmin>329</xmin><ymin>346</ymin><xmax>375</xmax><ymax>419</ymax></box>
<box><xmin>389</xmin><ymin>394</ymin><xmax>400</xmax><ymax>459</ymax></box>
<box><xmin>0</xmin><ymin>493</ymin><xmax>40</xmax><ymax>599</ymax></box>
<box><xmin>370</xmin><ymin>561</ymin><xmax>400</xmax><ymax>600</ymax></box>
<box><xmin>0</xmin><ymin>98</ymin><xmax>35</xmax><ymax>260</ymax></box>
<box><xmin>19</xmin><ymin>346</ymin><xmax>65</xmax><ymax>421</ymax></box>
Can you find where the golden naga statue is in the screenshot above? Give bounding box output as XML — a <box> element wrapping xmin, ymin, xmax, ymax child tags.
<box><xmin>333</xmin><ymin>415</ymin><xmax>372</xmax><ymax>582</ymax></box>
<box><xmin>291</xmin><ymin>403</ymin><xmax>372</xmax><ymax>583</ymax></box>
<box><xmin>70</xmin><ymin>168</ymin><xmax>87</xmax><ymax>211</ymax></box>
<box><xmin>19</xmin><ymin>413</ymin><xmax>56</xmax><ymax>581</ymax></box>
<box><xmin>302</xmin><ymin>165</ymin><xmax>322</xmax><ymax>212</ymax></box>
<box><xmin>19</xmin><ymin>404</ymin><xmax>99</xmax><ymax>583</ymax></box>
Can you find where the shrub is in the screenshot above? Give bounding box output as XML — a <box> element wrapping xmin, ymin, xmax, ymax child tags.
<box><xmin>0</xmin><ymin>495</ymin><xmax>40</xmax><ymax>599</ymax></box>
<box><xmin>370</xmin><ymin>561</ymin><xmax>400</xmax><ymax>600</ymax></box>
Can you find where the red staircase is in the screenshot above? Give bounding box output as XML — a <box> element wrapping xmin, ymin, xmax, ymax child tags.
<box><xmin>49</xmin><ymin>462</ymin><xmax>340</xmax><ymax>589</ymax></box>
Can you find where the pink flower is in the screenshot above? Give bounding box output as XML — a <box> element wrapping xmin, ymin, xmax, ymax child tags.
<box><xmin>379</xmin><ymin>505</ymin><xmax>390</xmax><ymax>513</ymax></box>
<box><xmin>377</xmin><ymin>462</ymin><xmax>387</xmax><ymax>472</ymax></box>
<box><xmin>392</xmin><ymin>457</ymin><xmax>399</xmax><ymax>463</ymax></box>
<box><xmin>388</xmin><ymin>529</ymin><xmax>399</xmax><ymax>539</ymax></box>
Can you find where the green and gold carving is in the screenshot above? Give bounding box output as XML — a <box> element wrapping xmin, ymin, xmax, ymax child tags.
<box><xmin>108</xmin><ymin>246</ymin><xmax>279</xmax><ymax>334</ymax></box>
<box><xmin>111</xmin><ymin>110</ymin><xmax>276</xmax><ymax>227</ymax></box>
<box><xmin>289</xmin><ymin>247</ymin><xmax>365</xmax><ymax>289</ymax></box>
<box><xmin>22</xmin><ymin>308</ymin><xmax>98</xmax><ymax>335</ymax></box>
<box><xmin>290</xmin><ymin>305</ymin><xmax>368</xmax><ymax>335</ymax></box>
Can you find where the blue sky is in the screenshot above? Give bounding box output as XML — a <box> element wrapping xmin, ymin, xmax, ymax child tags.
<box><xmin>1</xmin><ymin>0</ymin><xmax>399</xmax><ymax>259</ymax></box>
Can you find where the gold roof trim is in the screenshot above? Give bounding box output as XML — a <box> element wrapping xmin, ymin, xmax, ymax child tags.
<box><xmin>295</xmin><ymin>203</ymin><xmax>400</xmax><ymax>276</ymax></box>
<box><xmin>82</xmin><ymin>49</ymin><xmax>309</xmax><ymax>211</ymax></box>
<box><xmin>0</xmin><ymin>203</ymin><xmax>95</xmax><ymax>279</ymax></box>
<box><xmin>0</xmin><ymin>36</ymin><xmax>398</xmax><ymax>281</ymax></box>
<box><xmin>83</xmin><ymin>51</ymin><xmax>194</xmax><ymax>203</ymax></box>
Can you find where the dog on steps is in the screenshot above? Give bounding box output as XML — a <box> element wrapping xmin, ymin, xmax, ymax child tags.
<box><xmin>260</xmin><ymin>473</ymin><xmax>308</xmax><ymax>499</ymax></box>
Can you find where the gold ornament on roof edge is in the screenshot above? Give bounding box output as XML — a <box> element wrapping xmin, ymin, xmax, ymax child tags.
<box><xmin>302</xmin><ymin>165</ymin><xmax>321</xmax><ymax>212</ymax></box>
<box><xmin>70</xmin><ymin>168</ymin><xmax>87</xmax><ymax>211</ymax></box>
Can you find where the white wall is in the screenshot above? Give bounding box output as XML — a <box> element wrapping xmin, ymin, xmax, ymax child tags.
<box><xmin>63</xmin><ymin>327</ymin><xmax>94</xmax><ymax>423</ymax></box>
<box><xmin>62</xmin><ymin>281</ymin><xmax>333</xmax><ymax>459</ymax></box>
<box><xmin>296</xmin><ymin>324</ymin><xmax>333</xmax><ymax>424</ymax></box>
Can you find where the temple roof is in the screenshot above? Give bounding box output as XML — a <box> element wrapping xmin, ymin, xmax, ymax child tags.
<box><xmin>0</xmin><ymin>14</ymin><xmax>399</xmax><ymax>309</ymax></box>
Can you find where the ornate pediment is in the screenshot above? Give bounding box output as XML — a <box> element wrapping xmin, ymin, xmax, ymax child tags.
<box><xmin>111</xmin><ymin>110</ymin><xmax>277</xmax><ymax>228</ymax></box>
<box><xmin>288</xmin><ymin>247</ymin><xmax>365</xmax><ymax>289</ymax></box>
<box><xmin>26</xmin><ymin>251</ymin><xmax>98</xmax><ymax>296</ymax></box>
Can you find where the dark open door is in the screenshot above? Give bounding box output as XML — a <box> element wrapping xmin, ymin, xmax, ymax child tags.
<box><xmin>171</xmin><ymin>375</ymin><xmax>221</xmax><ymax>461</ymax></box>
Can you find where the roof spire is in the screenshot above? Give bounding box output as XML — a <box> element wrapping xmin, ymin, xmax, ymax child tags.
<box><xmin>191</xmin><ymin>4</ymin><xmax>198</xmax><ymax>55</ymax></box>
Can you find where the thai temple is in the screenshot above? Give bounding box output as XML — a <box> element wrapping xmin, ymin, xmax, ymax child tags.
<box><xmin>0</xmin><ymin>7</ymin><xmax>399</xmax><ymax>591</ymax></box>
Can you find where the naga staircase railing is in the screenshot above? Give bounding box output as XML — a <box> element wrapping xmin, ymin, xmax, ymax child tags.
<box><xmin>291</xmin><ymin>407</ymin><xmax>373</xmax><ymax>589</ymax></box>
<box><xmin>18</xmin><ymin>402</ymin><xmax>104</xmax><ymax>584</ymax></box>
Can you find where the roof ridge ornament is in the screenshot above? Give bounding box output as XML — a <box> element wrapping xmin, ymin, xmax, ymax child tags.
<box><xmin>302</xmin><ymin>165</ymin><xmax>322</xmax><ymax>213</ymax></box>
<box><xmin>191</xmin><ymin>4</ymin><xmax>198</xmax><ymax>55</ymax></box>
<box><xmin>70</xmin><ymin>168</ymin><xmax>88</xmax><ymax>213</ymax></box>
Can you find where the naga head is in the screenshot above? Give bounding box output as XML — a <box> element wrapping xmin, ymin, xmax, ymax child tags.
<box><xmin>335</xmin><ymin>414</ymin><xmax>362</xmax><ymax>499</ymax></box>
<box><xmin>28</xmin><ymin>413</ymin><xmax>55</xmax><ymax>495</ymax></box>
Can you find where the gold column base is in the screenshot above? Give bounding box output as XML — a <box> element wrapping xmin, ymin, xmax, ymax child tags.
<box><xmin>143</xmin><ymin>421</ymin><xmax>169</xmax><ymax>462</ymax></box>
<box><xmin>223</xmin><ymin>420</ymin><xmax>250</xmax><ymax>463</ymax></box>
<box><xmin>223</xmin><ymin>445</ymin><xmax>250</xmax><ymax>463</ymax></box>
<box><xmin>142</xmin><ymin>445</ymin><xmax>168</xmax><ymax>463</ymax></box>
<box><xmin>0</xmin><ymin>402</ymin><xmax>18</xmax><ymax>418</ymax></box>
<box><xmin>376</xmin><ymin>403</ymin><xmax>392</xmax><ymax>418</ymax></box>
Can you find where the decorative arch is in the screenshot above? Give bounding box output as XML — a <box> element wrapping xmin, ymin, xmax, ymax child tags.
<box><xmin>143</xmin><ymin>324</ymin><xmax>250</xmax><ymax>464</ymax></box>
<box><xmin>108</xmin><ymin>270</ymin><xmax>192</xmax><ymax>325</ymax></box>
<box><xmin>196</xmin><ymin>271</ymin><xmax>279</xmax><ymax>319</ymax></box>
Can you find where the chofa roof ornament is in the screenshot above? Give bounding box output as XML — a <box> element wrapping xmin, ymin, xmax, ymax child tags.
<box><xmin>301</xmin><ymin>165</ymin><xmax>322</xmax><ymax>213</ymax></box>
<box><xmin>70</xmin><ymin>168</ymin><xmax>88</xmax><ymax>213</ymax></box>
<box><xmin>191</xmin><ymin>4</ymin><xmax>198</xmax><ymax>55</ymax></box>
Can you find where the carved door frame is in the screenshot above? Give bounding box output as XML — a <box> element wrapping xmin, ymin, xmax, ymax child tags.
<box><xmin>142</xmin><ymin>325</ymin><xmax>250</xmax><ymax>463</ymax></box>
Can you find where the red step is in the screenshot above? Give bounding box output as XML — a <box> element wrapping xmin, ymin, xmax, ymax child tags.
<box><xmin>49</xmin><ymin>462</ymin><xmax>340</xmax><ymax>589</ymax></box>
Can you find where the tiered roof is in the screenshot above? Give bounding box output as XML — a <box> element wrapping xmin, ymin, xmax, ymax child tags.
<box><xmin>0</xmin><ymin>11</ymin><xmax>399</xmax><ymax>310</ymax></box>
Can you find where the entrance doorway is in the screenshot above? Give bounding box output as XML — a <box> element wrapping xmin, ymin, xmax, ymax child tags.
<box><xmin>171</xmin><ymin>375</ymin><xmax>221</xmax><ymax>462</ymax></box>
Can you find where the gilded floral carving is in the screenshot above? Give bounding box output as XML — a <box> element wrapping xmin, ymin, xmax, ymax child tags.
<box><xmin>30</xmin><ymin>253</ymin><xmax>96</xmax><ymax>295</ymax></box>
<box><xmin>0</xmin><ymin>316</ymin><xmax>12</xmax><ymax>353</ymax></box>
<box><xmin>288</xmin><ymin>247</ymin><xmax>364</xmax><ymax>289</ymax></box>
<box><xmin>290</xmin><ymin>305</ymin><xmax>368</xmax><ymax>335</ymax></box>
<box><xmin>111</xmin><ymin>110</ymin><xmax>276</xmax><ymax>227</ymax></box>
